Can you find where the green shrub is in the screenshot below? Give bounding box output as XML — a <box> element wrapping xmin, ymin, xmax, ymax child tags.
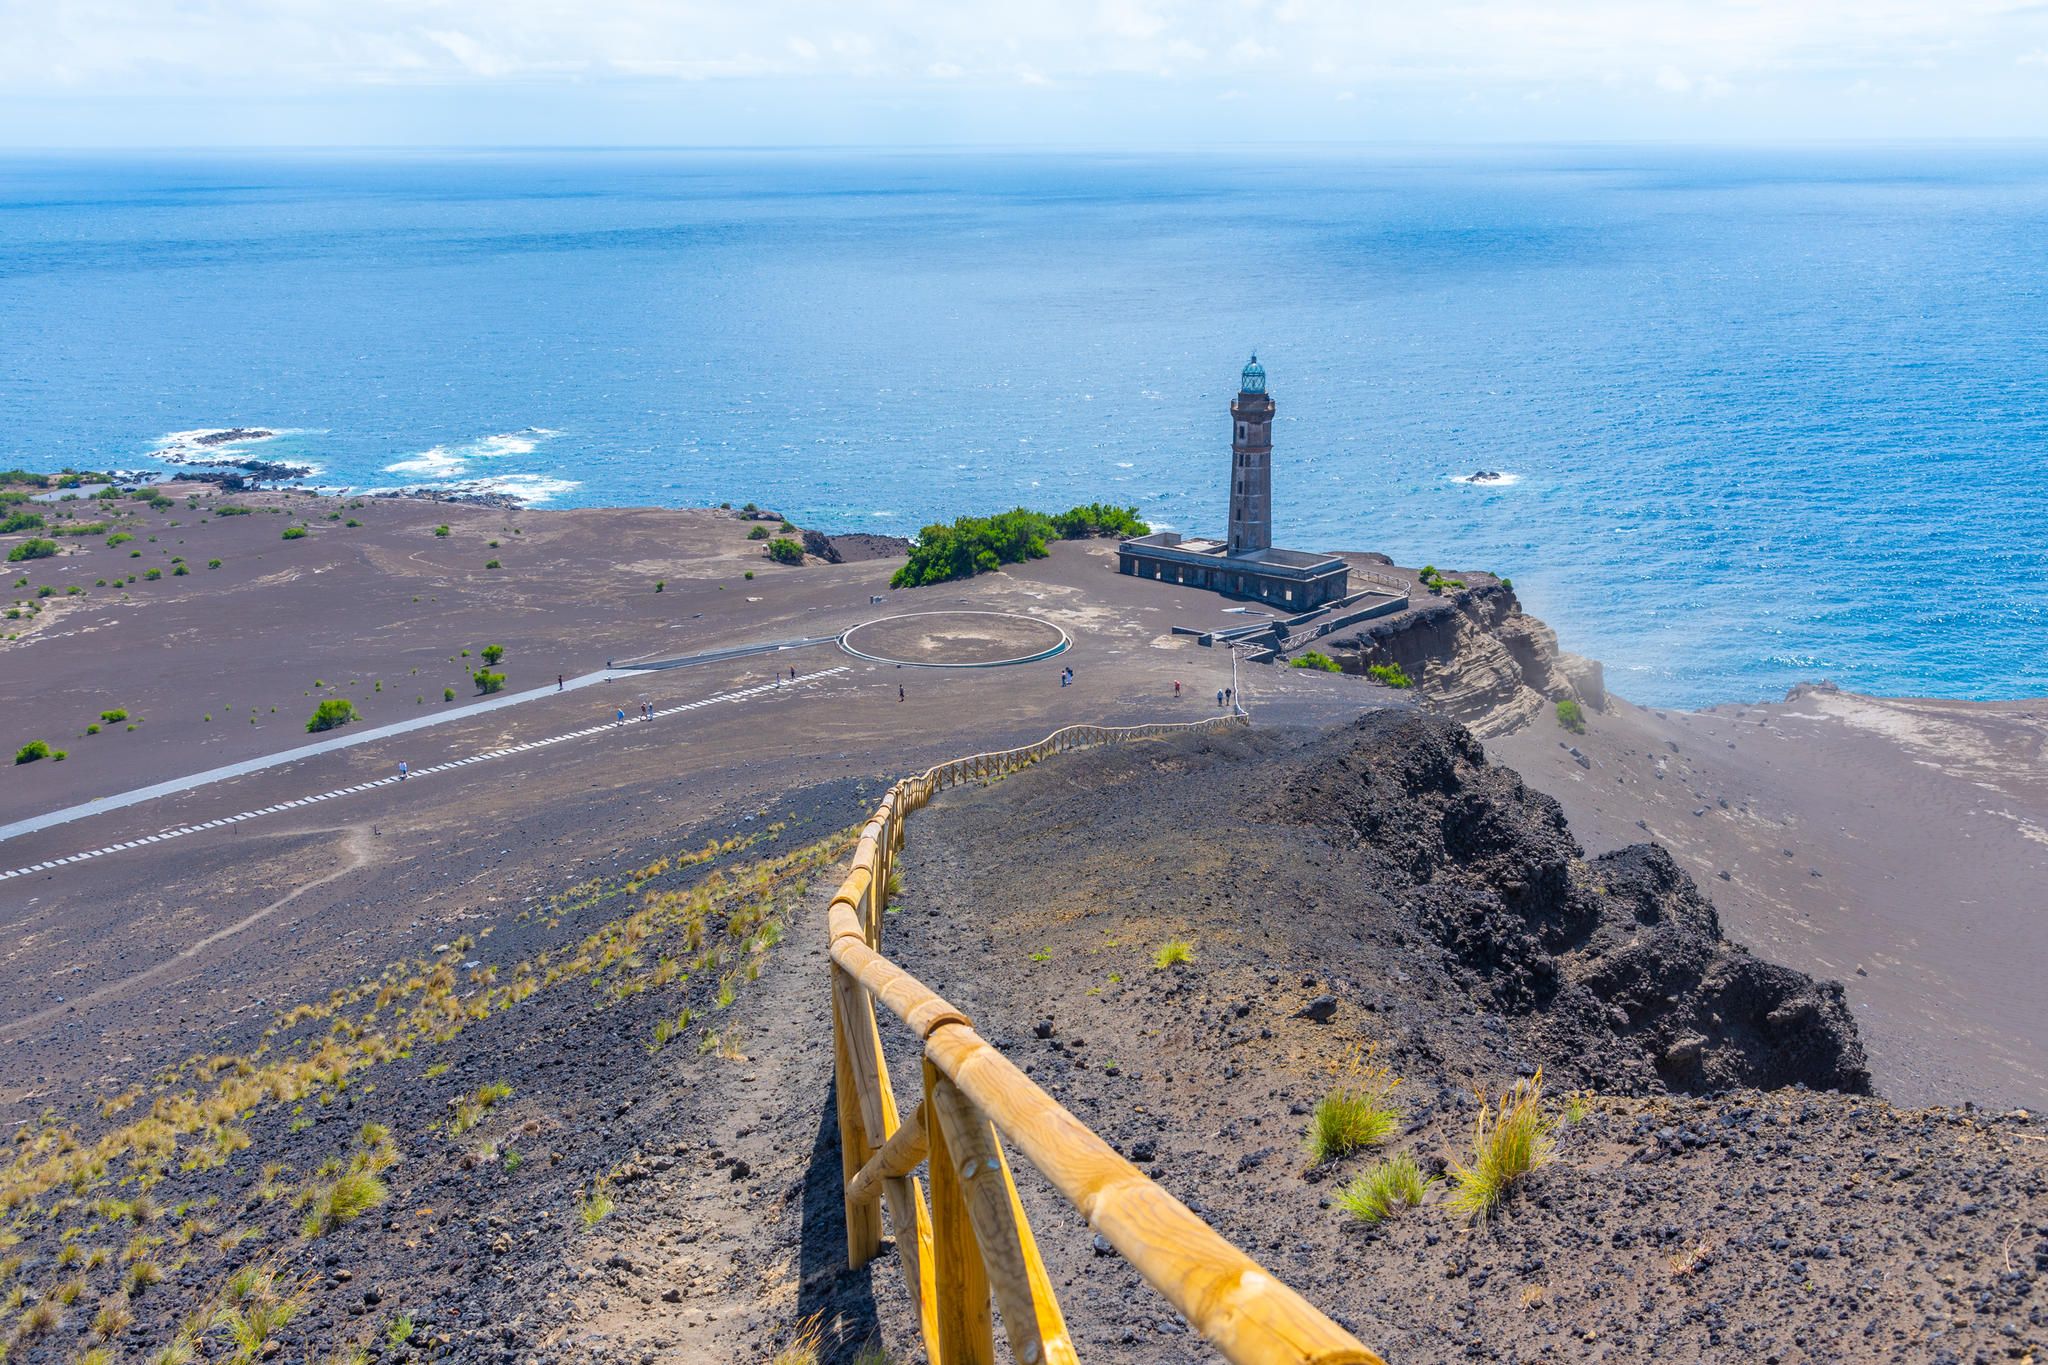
<box><xmin>764</xmin><ymin>538</ymin><xmax>804</xmax><ymax>566</ymax></box>
<box><xmin>99</xmin><ymin>709</ymin><xmax>127</xmax><ymax>723</ymax></box>
<box><xmin>747</xmin><ymin>525</ymin><xmax>770</xmax><ymax>540</ymax></box>
<box><xmin>484</xmin><ymin>559</ymin><xmax>501</xmax><ymax>569</ymax></box>
<box><xmin>1334</xmin><ymin>1154</ymin><xmax>1432</xmax><ymax>1224</ymax></box>
<box><xmin>433</xmin><ymin>524</ymin><xmax>450</xmax><ymax>537</ymax></box>
<box><xmin>214</xmin><ymin>504</ymin><xmax>252</xmax><ymax>516</ymax></box>
<box><xmin>654</xmin><ymin>580</ymin><xmax>664</xmax><ymax>592</ymax></box>
<box><xmin>301</xmin><ymin>1172</ymin><xmax>387</xmax><ymax>1237</ymax></box>
<box><xmin>1290</xmin><ymin>651</ymin><xmax>1342</xmax><ymax>672</ymax></box>
<box><xmin>472</xmin><ymin>669</ymin><xmax>506</xmax><ymax>695</ymax></box>
<box><xmin>106</xmin><ymin>532</ymin><xmax>132</xmax><ymax>547</ymax></box>
<box><xmin>14</xmin><ymin>740</ymin><xmax>51</xmax><ymax>764</ymax></box>
<box><xmin>306</xmin><ymin>698</ymin><xmax>357</xmax><ymax>733</ymax></box>
<box><xmin>85</xmin><ymin>723</ymin><xmax>99</xmax><ymax>735</ymax></box>
<box><xmin>280</xmin><ymin>526</ymin><xmax>308</xmax><ymax>541</ymax></box>
<box><xmin>744</xmin><ymin>570</ymin><xmax>754</xmax><ymax>580</ymax></box>
<box><xmin>6</xmin><ymin>538</ymin><xmax>57</xmax><ymax>562</ymax></box>
<box><xmin>777</xmin><ymin>520</ymin><xmax>797</xmax><ymax>533</ymax></box>
<box><xmin>346</xmin><ymin>518</ymin><xmax>362</xmax><ymax>527</ymax></box>
<box><xmin>143</xmin><ymin>567</ymin><xmax>162</xmax><ymax>580</ymax></box>
<box><xmin>57</xmin><ymin>521</ymin><xmax>108</xmax><ymax>536</ymax></box>
<box><xmin>0</xmin><ymin>511</ymin><xmax>44</xmax><ymax>533</ymax></box>
<box><xmin>1368</xmin><ymin>663</ymin><xmax>1413</xmax><ymax>688</ymax></box>
<box><xmin>892</xmin><ymin>504</ymin><xmax>1148</xmax><ymax>588</ymax></box>
<box><xmin>1555</xmin><ymin>699</ymin><xmax>1586</xmax><ymax>734</ymax></box>
<box><xmin>208</xmin><ymin>558</ymin><xmax>222</xmax><ymax>569</ymax></box>
<box><xmin>172</xmin><ymin>563</ymin><xmax>189</xmax><ymax>576</ymax></box>
<box><xmin>481</xmin><ymin>643</ymin><xmax>505</xmax><ymax>665</ymax></box>
<box><xmin>443</xmin><ymin>686</ymin><xmax>456</xmax><ymax>702</ymax></box>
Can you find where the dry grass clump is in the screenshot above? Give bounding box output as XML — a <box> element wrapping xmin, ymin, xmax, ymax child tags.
<box><xmin>299</xmin><ymin>1171</ymin><xmax>387</xmax><ymax>1238</ymax></box>
<box><xmin>1305</xmin><ymin>1045</ymin><xmax>1401</xmax><ymax>1165</ymax></box>
<box><xmin>1334</xmin><ymin>1154</ymin><xmax>1432</xmax><ymax>1224</ymax></box>
<box><xmin>93</xmin><ymin>1297</ymin><xmax>133</xmax><ymax>1338</ymax></box>
<box><xmin>1445</xmin><ymin>1071</ymin><xmax>1556</xmax><ymax>1219</ymax></box>
<box><xmin>771</xmin><ymin>1313</ymin><xmax>825</xmax><ymax>1365</ymax></box>
<box><xmin>448</xmin><ymin>1082</ymin><xmax>513</xmax><ymax>1136</ymax></box>
<box><xmin>1151</xmin><ymin>938</ymin><xmax>1195</xmax><ymax>969</ymax></box>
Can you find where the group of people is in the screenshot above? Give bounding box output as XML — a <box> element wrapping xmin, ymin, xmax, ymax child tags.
<box><xmin>615</xmin><ymin>701</ymin><xmax>657</xmax><ymax>725</ymax></box>
<box><xmin>1058</xmin><ymin>666</ymin><xmax>1075</xmax><ymax>687</ymax></box>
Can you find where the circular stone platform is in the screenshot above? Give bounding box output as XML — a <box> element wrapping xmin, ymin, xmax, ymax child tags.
<box><xmin>839</xmin><ymin>610</ymin><xmax>1071</xmax><ymax>669</ymax></box>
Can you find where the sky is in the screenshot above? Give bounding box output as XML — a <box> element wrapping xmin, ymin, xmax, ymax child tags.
<box><xmin>2</xmin><ymin>0</ymin><xmax>2045</xmax><ymax>147</ymax></box>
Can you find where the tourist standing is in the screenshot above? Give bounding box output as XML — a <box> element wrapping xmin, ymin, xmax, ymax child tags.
<box><xmin>398</xmin><ymin>761</ymin><xmax>408</xmax><ymax>781</ymax></box>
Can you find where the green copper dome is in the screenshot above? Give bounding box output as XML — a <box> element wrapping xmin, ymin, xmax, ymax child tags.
<box><xmin>1240</xmin><ymin>354</ymin><xmax>1266</xmax><ymax>394</ymax></box>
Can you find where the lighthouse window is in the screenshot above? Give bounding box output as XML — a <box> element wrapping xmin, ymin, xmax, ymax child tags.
<box><xmin>1237</xmin><ymin>424</ymin><xmax>1247</xmax><ymax>441</ymax></box>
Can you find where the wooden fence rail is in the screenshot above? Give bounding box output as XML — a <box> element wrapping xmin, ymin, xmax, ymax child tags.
<box><xmin>826</xmin><ymin>713</ymin><xmax>1384</xmax><ymax>1365</ymax></box>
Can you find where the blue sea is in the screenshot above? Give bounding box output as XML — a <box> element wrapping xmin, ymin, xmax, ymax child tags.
<box><xmin>3</xmin><ymin>147</ymin><xmax>2045</xmax><ymax>708</ymax></box>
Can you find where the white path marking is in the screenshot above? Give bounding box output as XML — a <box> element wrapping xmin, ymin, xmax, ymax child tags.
<box><xmin>1</xmin><ymin>668</ymin><xmax>851</xmax><ymax>882</ymax></box>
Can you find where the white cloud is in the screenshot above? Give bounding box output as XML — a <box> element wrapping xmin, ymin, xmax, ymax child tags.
<box><xmin>1</xmin><ymin>0</ymin><xmax>2044</xmax><ymax>140</ymax></box>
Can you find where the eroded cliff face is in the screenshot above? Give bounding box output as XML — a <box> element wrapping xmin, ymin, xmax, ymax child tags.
<box><xmin>1330</xmin><ymin>583</ymin><xmax>1603</xmax><ymax>738</ymax></box>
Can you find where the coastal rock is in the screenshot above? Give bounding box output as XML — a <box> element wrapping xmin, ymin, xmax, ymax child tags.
<box><xmin>1326</xmin><ymin>582</ymin><xmax>1601</xmax><ymax>737</ymax></box>
<box><xmin>1273</xmin><ymin>710</ymin><xmax>1870</xmax><ymax>1096</ymax></box>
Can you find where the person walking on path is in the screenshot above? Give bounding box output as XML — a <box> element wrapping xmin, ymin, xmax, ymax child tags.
<box><xmin>398</xmin><ymin>761</ymin><xmax>408</xmax><ymax>781</ymax></box>
<box><xmin>615</xmin><ymin>707</ymin><xmax>626</xmax><ymax>728</ymax></box>
<box><xmin>898</xmin><ymin>684</ymin><xmax>905</xmax><ymax>703</ymax></box>
<box><xmin>1217</xmin><ymin>689</ymin><xmax>1225</xmax><ymax>707</ymax></box>
<box><xmin>1174</xmin><ymin>680</ymin><xmax>1181</xmax><ymax>698</ymax></box>
<box><xmin>557</xmin><ymin>675</ymin><xmax>564</xmax><ymax>691</ymax></box>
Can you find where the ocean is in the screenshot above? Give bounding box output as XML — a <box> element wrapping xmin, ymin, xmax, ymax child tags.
<box><xmin>2</xmin><ymin>147</ymin><xmax>2044</xmax><ymax>708</ymax></box>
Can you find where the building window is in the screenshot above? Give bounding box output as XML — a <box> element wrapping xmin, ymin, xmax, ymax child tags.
<box><xmin>1237</xmin><ymin>423</ymin><xmax>1247</xmax><ymax>441</ymax></box>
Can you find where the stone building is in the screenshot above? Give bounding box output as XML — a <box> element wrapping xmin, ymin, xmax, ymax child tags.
<box><xmin>1118</xmin><ymin>357</ymin><xmax>1351</xmax><ymax>610</ymax></box>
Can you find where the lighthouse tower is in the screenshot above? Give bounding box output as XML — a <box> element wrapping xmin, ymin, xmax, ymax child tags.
<box><xmin>1227</xmin><ymin>354</ymin><xmax>1274</xmax><ymax>555</ymax></box>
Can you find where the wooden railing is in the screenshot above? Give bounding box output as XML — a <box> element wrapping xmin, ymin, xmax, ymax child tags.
<box><xmin>826</xmin><ymin>714</ymin><xmax>1383</xmax><ymax>1365</ymax></box>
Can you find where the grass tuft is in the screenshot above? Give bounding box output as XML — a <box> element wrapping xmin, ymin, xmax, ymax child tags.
<box><xmin>1333</xmin><ymin>1153</ymin><xmax>1432</xmax><ymax>1224</ymax></box>
<box><xmin>1151</xmin><ymin>938</ymin><xmax>1194</xmax><ymax>969</ymax></box>
<box><xmin>1445</xmin><ymin>1070</ymin><xmax>1556</xmax><ymax>1219</ymax></box>
<box><xmin>771</xmin><ymin>1313</ymin><xmax>825</xmax><ymax>1365</ymax></box>
<box><xmin>1305</xmin><ymin>1045</ymin><xmax>1401</xmax><ymax>1164</ymax></box>
<box><xmin>300</xmin><ymin>1172</ymin><xmax>387</xmax><ymax>1237</ymax></box>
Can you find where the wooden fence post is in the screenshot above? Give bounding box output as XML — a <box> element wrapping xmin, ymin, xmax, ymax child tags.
<box><xmin>929</xmin><ymin>1075</ymin><xmax>1079</xmax><ymax>1365</ymax></box>
<box><xmin>924</xmin><ymin>1058</ymin><xmax>995</xmax><ymax>1365</ymax></box>
<box><xmin>831</xmin><ymin>966</ymin><xmax>883</xmax><ymax>1267</ymax></box>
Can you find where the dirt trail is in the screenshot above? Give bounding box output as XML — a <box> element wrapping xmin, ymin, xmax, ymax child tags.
<box><xmin>0</xmin><ymin>823</ymin><xmax>377</xmax><ymax>1041</ymax></box>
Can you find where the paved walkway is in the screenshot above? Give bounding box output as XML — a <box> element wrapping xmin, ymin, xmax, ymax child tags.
<box><xmin>0</xmin><ymin>667</ymin><xmax>851</xmax><ymax>882</ymax></box>
<box><xmin>0</xmin><ymin>636</ymin><xmax>831</xmax><ymax>847</ymax></box>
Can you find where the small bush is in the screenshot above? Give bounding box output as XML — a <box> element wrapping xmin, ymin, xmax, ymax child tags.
<box><xmin>579</xmin><ymin>1186</ymin><xmax>614</xmax><ymax>1228</ymax></box>
<box><xmin>433</xmin><ymin>524</ymin><xmax>450</xmax><ymax>537</ymax></box>
<box><xmin>14</xmin><ymin>740</ymin><xmax>51</xmax><ymax>764</ymax></box>
<box><xmin>1555</xmin><ymin>699</ymin><xmax>1586</xmax><ymax>734</ymax></box>
<box><xmin>1445</xmin><ymin>1072</ymin><xmax>1555</xmax><ymax>1219</ymax></box>
<box><xmin>1290</xmin><ymin>651</ymin><xmax>1341</xmax><ymax>672</ymax></box>
<box><xmin>306</xmin><ymin>698</ymin><xmax>357</xmax><ymax>733</ymax></box>
<box><xmin>484</xmin><ymin>558</ymin><xmax>501</xmax><ymax>569</ymax></box>
<box><xmin>144</xmin><ymin>567</ymin><xmax>162</xmax><ymax>580</ymax></box>
<box><xmin>744</xmin><ymin>570</ymin><xmax>754</xmax><ymax>580</ymax></box>
<box><xmin>86</xmin><ymin>723</ymin><xmax>99</xmax><ymax>734</ymax></box>
<box><xmin>1151</xmin><ymin>938</ymin><xmax>1194</xmax><ymax>969</ymax></box>
<box><xmin>6</xmin><ymin>537</ymin><xmax>58</xmax><ymax>562</ymax></box>
<box><xmin>1306</xmin><ymin>1046</ymin><xmax>1401</xmax><ymax>1164</ymax></box>
<box><xmin>472</xmin><ymin>669</ymin><xmax>506</xmax><ymax>695</ymax></box>
<box><xmin>481</xmin><ymin>643</ymin><xmax>505</xmax><ymax>665</ymax></box>
<box><xmin>214</xmin><ymin>504</ymin><xmax>253</xmax><ymax>516</ymax></box>
<box><xmin>0</xmin><ymin>510</ymin><xmax>44</xmax><ymax>533</ymax></box>
<box><xmin>654</xmin><ymin>580</ymin><xmax>664</xmax><ymax>592</ymax></box>
<box><xmin>106</xmin><ymin>532</ymin><xmax>133</xmax><ymax>547</ymax></box>
<box><xmin>280</xmin><ymin>526</ymin><xmax>308</xmax><ymax>541</ymax></box>
<box><xmin>443</xmin><ymin>686</ymin><xmax>456</xmax><ymax>702</ymax></box>
<box><xmin>747</xmin><ymin>525</ymin><xmax>770</xmax><ymax>540</ymax></box>
<box><xmin>208</xmin><ymin>558</ymin><xmax>222</xmax><ymax>568</ymax></box>
<box><xmin>765</xmin><ymin>538</ymin><xmax>804</xmax><ymax>566</ymax></box>
<box><xmin>1334</xmin><ymin>1154</ymin><xmax>1431</xmax><ymax>1224</ymax></box>
<box><xmin>1368</xmin><ymin>663</ymin><xmax>1413</xmax><ymax>688</ymax></box>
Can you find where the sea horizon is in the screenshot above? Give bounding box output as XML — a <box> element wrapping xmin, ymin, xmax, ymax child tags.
<box><xmin>4</xmin><ymin>145</ymin><xmax>2044</xmax><ymax>709</ymax></box>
